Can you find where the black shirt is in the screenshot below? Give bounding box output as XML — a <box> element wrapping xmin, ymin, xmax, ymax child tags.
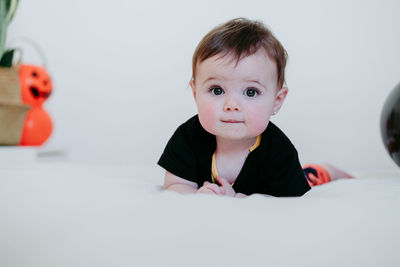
<box><xmin>158</xmin><ymin>115</ymin><xmax>311</xmax><ymax>197</ymax></box>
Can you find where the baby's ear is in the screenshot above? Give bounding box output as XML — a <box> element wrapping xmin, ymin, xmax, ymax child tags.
<box><xmin>190</xmin><ymin>79</ymin><xmax>196</xmax><ymax>99</ymax></box>
<box><xmin>273</xmin><ymin>87</ymin><xmax>288</xmax><ymax>113</ymax></box>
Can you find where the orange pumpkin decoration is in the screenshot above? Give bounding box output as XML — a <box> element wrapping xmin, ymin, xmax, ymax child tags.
<box><xmin>19</xmin><ymin>64</ymin><xmax>53</xmax><ymax>107</ymax></box>
<box><xmin>20</xmin><ymin>107</ymin><xmax>53</xmax><ymax>146</ymax></box>
<box><xmin>19</xmin><ymin>64</ymin><xmax>53</xmax><ymax>146</ymax></box>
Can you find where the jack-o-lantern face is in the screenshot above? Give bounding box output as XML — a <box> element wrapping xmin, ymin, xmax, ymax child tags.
<box><xmin>19</xmin><ymin>64</ymin><xmax>53</xmax><ymax>106</ymax></box>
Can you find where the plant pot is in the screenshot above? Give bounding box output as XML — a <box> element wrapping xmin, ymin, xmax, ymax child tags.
<box><xmin>0</xmin><ymin>66</ymin><xmax>31</xmax><ymax>145</ymax></box>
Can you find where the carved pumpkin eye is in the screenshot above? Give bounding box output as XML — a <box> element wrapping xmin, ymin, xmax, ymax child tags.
<box><xmin>32</xmin><ymin>71</ymin><xmax>38</xmax><ymax>78</ymax></box>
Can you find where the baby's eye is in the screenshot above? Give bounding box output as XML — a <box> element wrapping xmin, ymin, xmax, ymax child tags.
<box><xmin>245</xmin><ymin>88</ymin><xmax>259</xmax><ymax>97</ymax></box>
<box><xmin>210</xmin><ymin>86</ymin><xmax>224</xmax><ymax>95</ymax></box>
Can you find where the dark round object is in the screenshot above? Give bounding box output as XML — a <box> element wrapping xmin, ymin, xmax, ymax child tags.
<box><xmin>380</xmin><ymin>82</ymin><xmax>400</xmax><ymax>168</ymax></box>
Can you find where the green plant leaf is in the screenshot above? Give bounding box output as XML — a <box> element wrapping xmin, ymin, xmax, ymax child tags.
<box><xmin>0</xmin><ymin>48</ymin><xmax>14</xmax><ymax>67</ymax></box>
<box><xmin>6</xmin><ymin>0</ymin><xmax>19</xmax><ymax>24</ymax></box>
<box><xmin>0</xmin><ymin>0</ymin><xmax>19</xmax><ymax>58</ymax></box>
<box><xmin>0</xmin><ymin>0</ymin><xmax>7</xmax><ymax>57</ymax></box>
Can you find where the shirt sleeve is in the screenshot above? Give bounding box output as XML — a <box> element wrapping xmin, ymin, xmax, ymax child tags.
<box><xmin>268</xmin><ymin>142</ymin><xmax>311</xmax><ymax>197</ymax></box>
<box><xmin>157</xmin><ymin>123</ymin><xmax>199</xmax><ymax>183</ymax></box>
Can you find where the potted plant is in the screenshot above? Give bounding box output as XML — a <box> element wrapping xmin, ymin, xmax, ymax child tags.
<box><xmin>0</xmin><ymin>0</ymin><xmax>30</xmax><ymax>145</ymax></box>
<box><xmin>0</xmin><ymin>0</ymin><xmax>19</xmax><ymax>66</ymax></box>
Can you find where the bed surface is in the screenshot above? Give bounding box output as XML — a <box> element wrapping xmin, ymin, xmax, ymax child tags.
<box><xmin>0</xmin><ymin>162</ymin><xmax>399</xmax><ymax>267</ymax></box>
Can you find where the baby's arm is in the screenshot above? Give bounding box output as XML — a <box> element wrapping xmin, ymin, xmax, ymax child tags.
<box><xmin>163</xmin><ymin>171</ymin><xmax>225</xmax><ymax>195</ymax></box>
<box><xmin>163</xmin><ymin>171</ymin><xmax>198</xmax><ymax>193</ymax></box>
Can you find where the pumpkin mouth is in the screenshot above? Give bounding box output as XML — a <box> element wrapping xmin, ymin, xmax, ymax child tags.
<box><xmin>30</xmin><ymin>86</ymin><xmax>51</xmax><ymax>98</ymax></box>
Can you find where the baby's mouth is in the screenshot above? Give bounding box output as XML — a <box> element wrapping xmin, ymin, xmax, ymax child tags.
<box><xmin>221</xmin><ymin>119</ymin><xmax>243</xmax><ymax>123</ymax></box>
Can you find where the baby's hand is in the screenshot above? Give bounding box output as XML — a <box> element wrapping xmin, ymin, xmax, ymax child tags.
<box><xmin>197</xmin><ymin>181</ymin><xmax>225</xmax><ymax>195</ymax></box>
<box><xmin>215</xmin><ymin>176</ymin><xmax>236</xmax><ymax>197</ymax></box>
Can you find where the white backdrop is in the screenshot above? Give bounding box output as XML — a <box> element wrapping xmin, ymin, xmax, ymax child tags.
<box><xmin>7</xmin><ymin>0</ymin><xmax>400</xmax><ymax>172</ymax></box>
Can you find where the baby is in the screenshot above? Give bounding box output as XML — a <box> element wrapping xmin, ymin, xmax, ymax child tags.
<box><xmin>158</xmin><ymin>18</ymin><xmax>351</xmax><ymax>197</ymax></box>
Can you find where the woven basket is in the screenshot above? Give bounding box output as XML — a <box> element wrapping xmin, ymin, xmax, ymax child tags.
<box><xmin>0</xmin><ymin>66</ymin><xmax>30</xmax><ymax>145</ymax></box>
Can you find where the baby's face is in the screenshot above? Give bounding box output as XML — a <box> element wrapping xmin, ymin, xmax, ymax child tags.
<box><xmin>191</xmin><ymin>49</ymin><xmax>287</xmax><ymax>141</ymax></box>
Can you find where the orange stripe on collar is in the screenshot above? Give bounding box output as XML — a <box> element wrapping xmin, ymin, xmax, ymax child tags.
<box><xmin>211</xmin><ymin>135</ymin><xmax>262</xmax><ymax>184</ymax></box>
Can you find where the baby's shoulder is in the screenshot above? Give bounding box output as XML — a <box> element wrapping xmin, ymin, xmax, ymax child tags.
<box><xmin>176</xmin><ymin>115</ymin><xmax>206</xmax><ymax>139</ymax></box>
<box><xmin>171</xmin><ymin>115</ymin><xmax>214</xmax><ymax>148</ymax></box>
<box><xmin>264</xmin><ymin>122</ymin><xmax>294</xmax><ymax>148</ymax></box>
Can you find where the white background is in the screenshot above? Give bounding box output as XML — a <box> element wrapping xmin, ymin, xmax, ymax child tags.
<box><xmin>7</xmin><ymin>0</ymin><xmax>400</xmax><ymax>172</ymax></box>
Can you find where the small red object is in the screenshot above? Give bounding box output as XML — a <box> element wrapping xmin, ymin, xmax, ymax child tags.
<box><xmin>19</xmin><ymin>64</ymin><xmax>53</xmax><ymax>107</ymax></box>
<box><xmin>18</xmin><ymin>64</ymin><xmax>54</xmax><ymax>146</ymax></box>
<box><xmin>20</xmin><ymin>107</ymin><xmax>53</xmax><ymax>146</ymax></box>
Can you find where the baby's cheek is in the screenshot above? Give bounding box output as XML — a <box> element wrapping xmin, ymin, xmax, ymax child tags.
<box><xmin>247</xmin><ymin>108</ymin><xmax>271</xmax><ymax>134</ymax></box>
<box><xmin>198</xmin><ymin>105</ymin><xmax>218</xmax><ymax>134</ymax></box>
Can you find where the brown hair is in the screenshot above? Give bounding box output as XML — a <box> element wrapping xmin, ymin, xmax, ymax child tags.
<box><xmin>192</xmin><ymin>18</ymin><xmax>288</xmax><ymax>88</ymax></box>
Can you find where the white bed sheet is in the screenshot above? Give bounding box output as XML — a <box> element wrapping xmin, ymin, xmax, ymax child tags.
<box><xmin>0</xmin><ymin>162</ymin><xmax>399</xmax><ymax>267</ymax></box>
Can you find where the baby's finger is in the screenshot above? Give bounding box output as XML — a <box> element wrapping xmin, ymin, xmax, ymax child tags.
<box><xmin>198</xmin><ymin>187</ymin><xmax>215</xmax><ymax>194</ymax></box>
<box><xmin>215</xmin><ymin>176</ymin><xmax>230</xmax><ymax>187</ymax></box>
<box><xmin>205</xmin><ymin>183</ymin><xmax>224</xmax><ymax>195</ymax></box>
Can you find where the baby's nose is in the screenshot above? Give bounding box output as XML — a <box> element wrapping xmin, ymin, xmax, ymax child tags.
<box><xmin>223</xmin><ymin>97</ymin><xmax>240</xmax><ymax>112</ymax></box>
